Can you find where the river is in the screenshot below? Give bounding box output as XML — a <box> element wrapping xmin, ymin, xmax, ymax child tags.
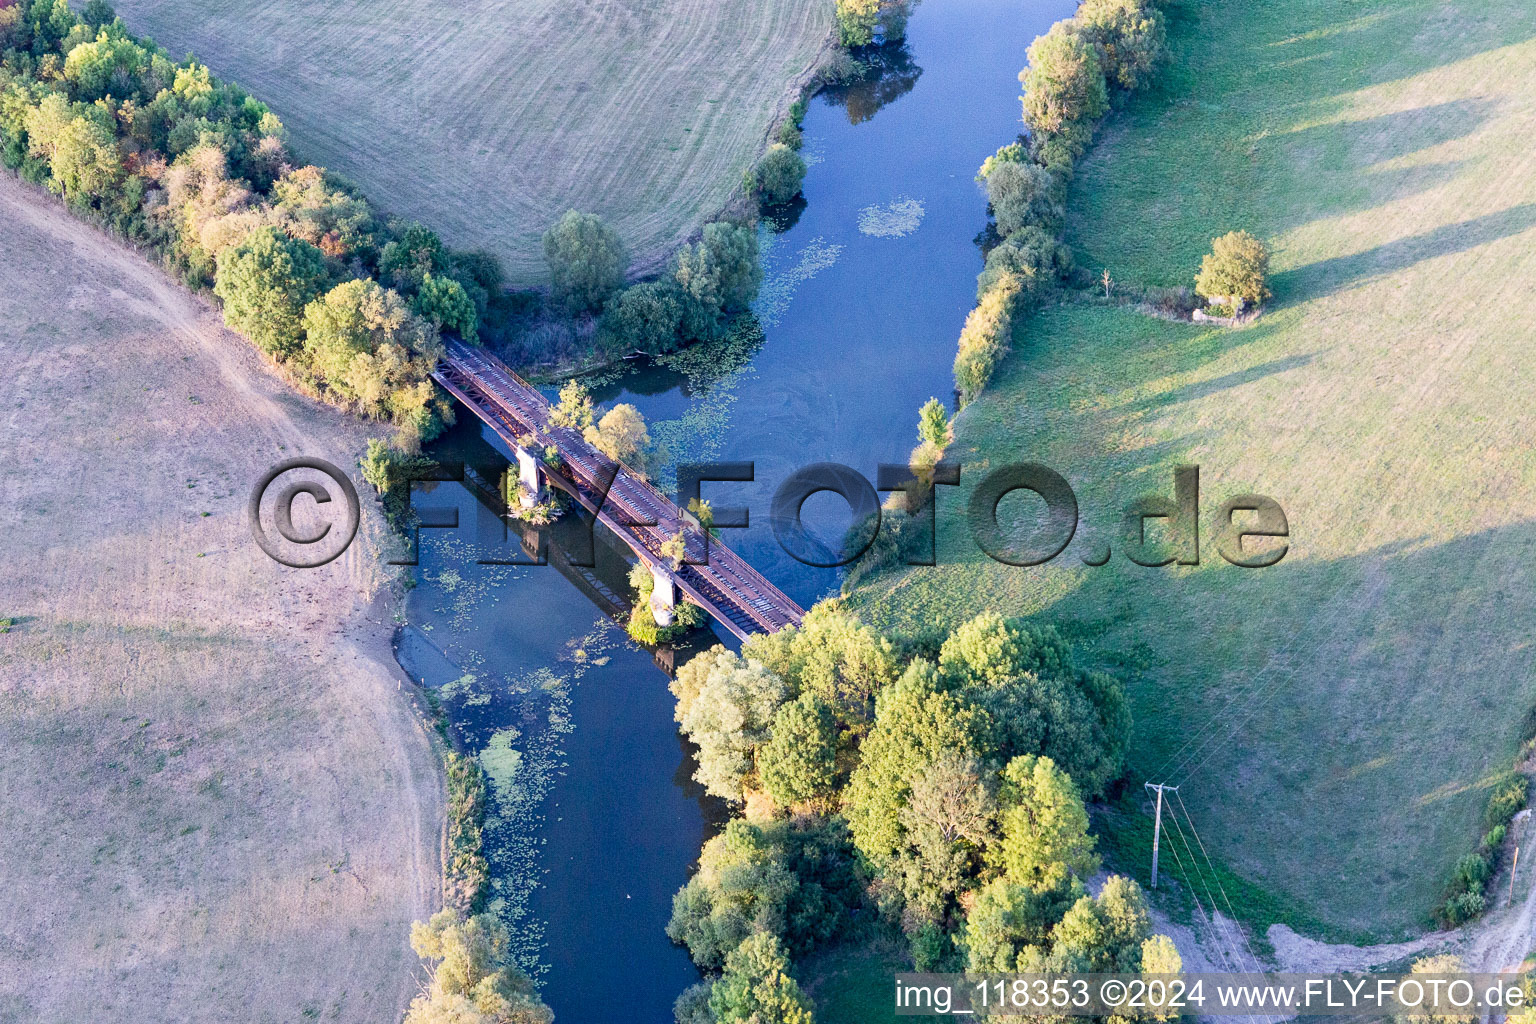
<box><xmin>397</xmin><ymin>0</ymin><xmax>1074</xmax><ymax>1020</ymax></box>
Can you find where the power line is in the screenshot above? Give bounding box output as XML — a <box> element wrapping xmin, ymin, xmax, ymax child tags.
<box><xmin>1162</xmin><ymin>798</ymin><xmax>1274</xmax><ymax>1024</ymax></box>
<box><xmin>1172</xmin><ymin>794</ymin><xmax>1274</xmax><ymax>979</ymax></box>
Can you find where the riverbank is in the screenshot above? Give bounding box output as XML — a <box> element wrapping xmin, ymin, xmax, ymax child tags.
<box><xmin>847</xmin><ymin>0</ymin><xmax>1536</xmax><ymax>940</ymax></box>
<box><xmin>0</xmin><ymin>174</ymin><xmax>443</xmax><ymax>1023</ymax></box>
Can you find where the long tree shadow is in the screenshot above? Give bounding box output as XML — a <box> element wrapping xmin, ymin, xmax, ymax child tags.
<box><xmin>1273</xmin><ymin>202</ymin><xmax>1536</xmax><ymax>302</ymax></box>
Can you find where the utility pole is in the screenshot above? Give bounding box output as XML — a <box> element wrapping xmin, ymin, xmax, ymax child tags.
<box><xmin>1145</xmin><ymin>782</ymin><xmax>1178</xmax><ymax>888</ymax></box>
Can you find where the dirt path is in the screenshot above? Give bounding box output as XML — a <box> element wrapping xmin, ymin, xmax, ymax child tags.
<box><xmin>0</xmin><ymin>174</ymin><xmax>443</xmax><ymax>1024</ymax></box>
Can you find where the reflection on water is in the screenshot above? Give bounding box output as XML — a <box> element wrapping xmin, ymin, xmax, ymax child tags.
<box><xmin>823</xmin><ymin>42</ymin><xmax>924</xmax><ymax>125</ymax></box>
<box><xmin>408</xmin><ymin>1</ymin><xmax>1074</xmax><ymax>1020</ymax></box>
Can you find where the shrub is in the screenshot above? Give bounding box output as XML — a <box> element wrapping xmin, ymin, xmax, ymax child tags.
<box><xmin>976</xmin><ymin>225</ymin><xmax>1071</xmax><ymax>302</ymax></box>
<box><xmin>543</xmin><ymin>209</ymin><xmax>627</xmax><ymax>313</ymax></box>
<box><xmin>976</xmin><ymin>141</ymin><xmax>1026</xmax><ymax>183</ymax></box>
<box><xmin>1195</xmin><ymin>229</ymin><xmax>1271</xmax><ymax>309</ymax></box>
<box><xmin>213</xmin><ymin>226</ymin><xmax>328</xmax><ymax>359</ymax></box>
<box><xmin>548</xmin><ymin>378</ymin><xmax>595</xmax><ymax>431</ymax></box>
<box><xmin>986</xmin><ymin>160</ymin><xmax>1062</xmax><ymax>238</ymax></box>
<box><xmin>443</xmin><ymin>752</ymin><xmax>490</xmax><ymax>913</ymax></box>
<box><xmin>917</xmin><ymin>397</ymin><xmax>950</xmax><ymax>449</ymax></box>
<box><xmin>754</xmin><ymin>144</ymin><xmax>806</xmax><ymax>205</ymax></box>
<box><xmin>599</xmin><ymin>279</ymin><xmax>684</xmax><ymax>356</ymax></box>
<box><xmin>954</xmin><ymin>271</ymin><xmax>1022</xmax><ymax>406</ymax></box>
<box><xmin>1020</xmin><ymin>22</ymin><xmax>1108</xmax><ymax>138</ymax></box>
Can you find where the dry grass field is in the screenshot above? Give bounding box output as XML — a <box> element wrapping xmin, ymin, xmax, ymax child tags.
<box><xmin>110</xmin><ymin>0</ymin><xmax>834</xmax><ymax>284</ymax></box>
<box><xmin>851</xmin><ymin>0</ymin><xmax>1536</xmax><ymax>939</ymax></box>
<box><xmin>0</xmin><ymin>175</ymin><xmax>442</xmax><ymax>1023</ymax></box>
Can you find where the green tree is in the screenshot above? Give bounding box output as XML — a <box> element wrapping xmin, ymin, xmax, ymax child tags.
<box><xmin>673</xmin><ymin>220</ymin><xmax>762</xmax><ymax>341</ymax></box>
<box><xmin>1053</xmin><ymin>875</ymin><xmax>1152</xmax><ymax>972</ymax></box>
<box><xmin>961</xmin><ymin>875</ymin><xmax>1085</xmax><ymax>971</ymax></box>
<box><xmin>303</xmin><ymin>279</ymin><xmax>419</xmax><ymax>384</ymax></box>
<box><xmin>986</xmin><ymin>160</ymin><xmax>1062</xmax><ymax>238</ymax></box>
<box><xmin>543</xmin><ymin>209</ymin><xmax>626</xmax><ymax>313</ymax></box>
<box><xmin>1074</xmin><ymin>0</ymin><xmax>1166</xmax><ymax>92</ymax></box>
<box><xmin>990</xmin><ymin>754</ymin><xmax>1099</xmax><ymax>891</ymax></box>
<box><xmin>43</xmin><ymin>111</ymin><xmax>121</xmax><ymax>202</ymax></box>
<box><xmin>939</xmin><ymin>614</ymin><xmax>1129</xmax><ymax>797</ymax></box>
<box><xmin>213</xmin><ymin>225</ymin><xmax>328</xmax><ymax>358</ymax></box>
<box><xmin>414</xmin><ymin>272</ymin><xmax>478</xmax><ymax>343</ymax></box>
<box><xmin>743</xmin><ymin>602</ymin><xmax>900</xmax><ymax>731</ymax></box>
<box><xmin>844</xmin><ymin>660</ymin><xmax>991</xmax><ymax>868</ymax></box>
<box><xmin>598</xmin><ymin>279</ymin><xmax>684</xmax><ymax>356</ymax></box>
<box><xmin>976</xmin><ymin>141</ymin><xmax>1026</xmax><ymax>183</ymax></box>
<box><xmin>917</xmin><ymin>397</ymin><xmax>950</xmax><ymax>448</ymax></box>
<box><xmin>548</xmin><ymin>378</ymin><xmax>595</xmax><ymax>431</ymax></box>
<box><xmin>667</xmin><ymin>817</ymin><xmax>862</xmax><ymax>969</ymax></box>
<box><xmin>404</xmin><ymin>908</ymin><xmax>552</xmax><ymax>1024</ymax></box>
<box><xmin>1194</xmin><ymin>229</ymin><xmax>1270</xmax><ymax>309</ymax></box>
<box><xmin>754</xmin><ymin>144</ymin><xmax>806</xmax><ymax>205</ymax></box>
<box><xmin>835</xmin><ymin>0</ymin><xmax>880</xmax><ymax>46</ymax></box>
<box><xmin>674</xmin><ymin>649</ymin><xmax>790</xmax><ymax>802</ymax></box>
<box><xmin>976</xmin><ymin>225</ymin><xmax>1072</xmax><ymax>301</ymax></box>
<box><xmin>1020</xmin><ymin>22</ymin><xmax>1109</xmax><ymax>137</ymax></box>
<box><xmin>584</xmin><ymin>402</ymin><xmax>649</xmax><ymax>468</ymax></box>
<box><xmin>759</xmin><ymin>692</ymin><xmax>839</xmax><ymax>808</ymax></box>
<box><xmin>379</xmin><ymin>220</ymin><xmax>447</xmax><ymax>294</ymax></box>
<box><xmin>893</xmin><ymin>751</ymin><xmax>998</xmax><ymax>920</ymax></box>
<box><xmin>63</xmin><ymin>30</ymin><xmax>158</xmax><ymax>102</ymax></box>
<box><xmin>709</xmin><ymin>934</ymin><xmax>814</xmax><ymax>1024</ymax></box>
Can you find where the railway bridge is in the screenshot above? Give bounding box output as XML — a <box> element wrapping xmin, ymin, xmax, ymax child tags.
<box><xmin>431</xmin><ymin>340</ymin><xmax>804</xmax><ymax>640</ymax></box>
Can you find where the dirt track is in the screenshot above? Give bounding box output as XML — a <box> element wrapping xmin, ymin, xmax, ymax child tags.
<box><xmin>0</xmin><ymin>174</ymin><xmax>442</xmax><ymax>1023</ymax></box>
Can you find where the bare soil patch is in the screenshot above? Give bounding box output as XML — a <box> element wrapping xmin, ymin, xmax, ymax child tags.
<box><xmin>0</xmin><ymin>175</ymin><xmax>442</xmax><ymax>1024</ymax></box>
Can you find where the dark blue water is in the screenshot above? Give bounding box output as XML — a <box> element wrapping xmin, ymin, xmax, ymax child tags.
<box><xmin>406</xmin><ymin>1</ymin><xmax>1074</xmax><ymax>1020</ymax></box>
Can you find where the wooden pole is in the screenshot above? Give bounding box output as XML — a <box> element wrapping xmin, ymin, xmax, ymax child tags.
<box><xmin>1147</xmin><ymin>782</ymin><xmax>1172</xmax><ymax>889</ymax></box>
<box><xmin>1510</xmin><ymin>846</ymin><xmax>1520</xmax><ymax>907</ymax></box>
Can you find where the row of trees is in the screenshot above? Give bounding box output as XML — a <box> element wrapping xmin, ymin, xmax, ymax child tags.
<box><xmin>953</xmin><ymin>0</ymin><xmax>1169</xmax><ymax>406</ymax></box>
<box><xmin>0</xmin><ymin>0</ymin><xmax>498</xmax><ymax>447</ymax></box>
<box><xmin>665</xmin><ymin>604</ymin><xmax>1174</xmax><ymax>1023</ymax></box>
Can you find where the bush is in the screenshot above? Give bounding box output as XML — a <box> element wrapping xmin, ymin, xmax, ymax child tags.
<box><xmin>1020</xmin><ymin>22</ymin><xmax>1109</xmax><ymax>138</ymax></box>
<box><xmin>543</xmin><ymin>209</ymin><xmax>627</xmax><ymax>313</ymax></box>
<box><xmin>1195</xmin><ymin>229</ymin><xmax>1271</xmax><ymax>309</ymax></box>
<box><xmin>754</xmin><ymin>144</ymin><xmax>806</xmax><ymax>205</ymax></box>
<box><xmin>600</xmin><ymin>279</ymin><xmax>685</xmax><ymax>356</ymax></box>
<box><xmin>213</xmin><ymin>226</ymin><xmax>329</xmax><ymax>359</ymax></box>
<box><xmin>985</xmin><ymin>160</ymin><xmax>1062</xmax><ymax>238</ymax></box>
<box><xmin>976</xmin><ymin>141</ymin><xmax>1026</xmax><ymax>183</ymax></box>
<box><xmin>976</xmin><ymin>225</ymin><xmax>1072</xmax><ymax>302</ymax></box>
<box><xmin>443</xmin><ymin>752</ymin><xmax>490</xmax><ymax>913</ymax></box>
<box><xmin>954</xmin><ymin>272</ymin><xmax>1022</xmax><ymax>406</ymax></box>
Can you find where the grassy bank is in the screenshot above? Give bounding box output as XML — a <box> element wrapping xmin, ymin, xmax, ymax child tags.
<box><xmin>850</xmin><ymin>0</ymin><xmax>1536</xmax><ymax>939</ymax></box>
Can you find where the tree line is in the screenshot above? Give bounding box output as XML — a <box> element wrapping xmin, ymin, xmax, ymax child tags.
<box><xmin>665</xmin><ymin>603</ymin><xmax>1180</xmax><ymax>1024</ymax></box>
<box><xmin>956</xmin><ymin>0</ymin><xmax>1170</xmax><ymax>408</ymax></box>
<box><xmin>0</xmin><ymin>0</ymin><xmax>502</xmax><ymax>447</ymax></box>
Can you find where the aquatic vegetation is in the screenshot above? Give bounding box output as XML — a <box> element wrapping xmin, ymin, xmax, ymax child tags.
<box><xmin>857</xmin><ymin>197</ymin><xmax>925</xmax><ymax>238</ymax></box>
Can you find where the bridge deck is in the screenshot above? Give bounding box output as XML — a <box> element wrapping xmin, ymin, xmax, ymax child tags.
<box><xmin>432</xmin><ymin>340</ymin><xmax>804</xmax><ymax>640</ymax></box>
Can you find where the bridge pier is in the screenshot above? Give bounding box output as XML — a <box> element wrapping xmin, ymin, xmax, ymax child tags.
<box><xmin>649</xmin><ymin>564</ymin><xmax>676</xmax><ymax>627</ymax></box>
<box><xmin>513</xmin><ymin>445</ymin><xmax>544</xmax><ymax>509</ymax></box>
